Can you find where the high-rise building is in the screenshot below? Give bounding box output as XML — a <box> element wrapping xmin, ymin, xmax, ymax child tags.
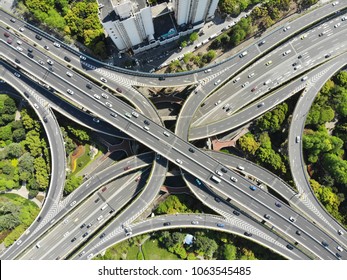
<box><xmin>102</xmin><ymin>0</ymin><xmax>155</xmax><ymax>51</ymax></box>
<box><xmin>172</xmin><ymin>0</ymin><xmax>219</xmax><ymax>26</ymax></box>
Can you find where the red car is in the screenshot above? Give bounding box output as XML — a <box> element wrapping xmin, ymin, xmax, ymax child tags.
<box><xmin>251</xmin><ymin>87</ymin><xmax>257</xmax><ymax>92</ymax></box>
<box><xmin>101</xmin><ymin>187</ymin><xmax>107</xmax><ymax>192</ymax></box>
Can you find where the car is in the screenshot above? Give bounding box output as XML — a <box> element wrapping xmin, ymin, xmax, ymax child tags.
<box><xmin>35</xmin><ymin>34</ymin><xmax>42</xmax><ymax>40</ymax></box>
<box><xmin>101</xmin><ymin>187</ymin><xmax>107</xmax><ymax>192</ymax></box>
<box><xmin>296</xmin><ymin>136</ymin><xmax>301</xmax><ymax>143</ymax></box>
<box><xmin>338</xmin><ymin>229</ymin><xmax>344</xmax><ymax>235</ymax></box>
<box><xmin>27</xmin><ymin>47</ymin><xmax>33</xmax><ymax>53</ymax></box>
<box><xmin>341</xmin><ymin>16</ymin><xmax>347</xmax><ymax>21</ymax></box>
<box><xmin>230</xmin><ymin>176</ymin><xmax>237</xmax><ymax>182</ymax></box>
<box><xmin>135</xmin><ymin>176</ymin><xmax>141</xmax><ymax>182</ymax></box>
<box><xmin>7</xmin><ymin>38</ymin><xmax>12</xmax><ymax>44</ymax></box>
<box><xmin>214</xmin><ymin>100</ymin><xmax>221</xmax><ymax>106</ymax></box>
<box><xmin>204</xmin><ymin>69</ymin><xmax>212</xmax><ymax>73</ymax></box>
<box><xmin>19</xmin><ymin>27</ymin><xmax>25</xmax><ymax>32</ymax></box>
<box><xmin>191</xmin><ymin>220</ymin><xmax>199</xmax><ymax>225</ymax></box>
<box><xmin>217</xmin><ymin>223</ymin><xmax>225</xmax><ymax>228</ymax></box>
<box><xmin>264</xmin><ymin>214</ymin><xmax>270</xmax><ymax>219</ymax></box>
<box><xmin>15</xmin><ymin>58</ymin><xmax>20</xmax><ymax>64</ymax></box>
<box><xmin>233</xmin><ymin>77</ymin><xmax>240</xmax><ymax>83</ymax></box>
<box><xmin>289</xmin><ymin>216</ymin><xmax>295</xmax><ymax>222</ymax></box>
<box><xmin>92</xmin><ymin>117</ymin><xmax>100</xmax><ymax>123</ymax></box>
<box><xmin>86</xmin><ymin>223</ymin><xmax>92</xmax><ymax>228</ymax></box>
<box><xmin>233</xmin><ymin>210</ymin><xmax>240</xmax><ymax>216</ymax></box>
<box><xmin>47</xmin><ymin>59</ymin><xmax>53</xmax><ymax>65</ymax></box>
<box><xmin>44</xmin><ymin>45</ymin><xmax>50</xmax><ymax>51</ymax></box>
<box><xmin>70</xmin><ymin>200</ymin><xmax>76</xmax><ymax>207</ymax></box>
<box><xmin>215</xmin><ymin>197</ymin><xmax>221</xmax><ymax>203</ymax></box>
<box><xmin>16</xmin><ymin>46</ymin><xmax>23</xmax><ymax>52</ymax></box>
<box><xmin>265</xmin><ymin>60</ymin><xmax>272</xmax><ymax>66</ymax></box>
<box><xmin>24</xmin><ymin>91</ymin><xmax>30</xmax><ymax>98</ymax></box>
<box><xmin>116</xmin><ymin>87</ymin><xmax>123</xmax><ymax>93</ymax></box>
<box><xmin>101</xmin><ymin>93</ymin><xmax>108</xmax><ymax>99</ymax></box>
<box><xmin>105</xmin><ymin>102</ymin><xmax>112</xmax><ymax>108</ymax></box>
<box><xmin>27</xmin><ymin>53</ymin><xmax>34</xmax><ymax>58</ymax></box>
<box><xmin>163</xmin><ymin>222</ymin><xmax>171</xmax><ymax>226</ymax></box>
<box><xmin>80</xmin><ymin>223</ymin><xmax>86</xmax><ymax>228</ymax></box>
<box><xmin>67</xmin><ymin>89</ymin><xmax>74</xmax><ymax>95</ymax></box>
<box><xmin>222</xmin><ymin>104</ymin><xmax>230</xmax><ymax>110</ymax></box>
<box><xmin>86</xmin><ymin>84</ymin><xmax>92</xmax><ymax>89</ymax></box>
<box><xmin>38</xmin><ymin>60</ymin><xmax>44</xmax><ymax>65</ymax></box>
<box><xmin>131</xmin><ymin>111</ymin><xmax>139</xmax><ymax>118</ymax></box>
<box><xmin>286</xmin><ymin>244</ymin><xmax>293</xmax><ymax>250</ymax></box>
<box><xmin>80</xmin><ymin>55</ymin><xmax>86</xmax><ymax>60</ymax></box>
<box><xmin>125</xmin><ymin>231</ymin><xmax>132</xmax><ymax>236</ymax></box>
<box><xmin>244</xmin><ymin>232</ymin><xmax>252</xmax><ymax>237</ymax></box>
<box><xmin>214</xmin><ymin>79</ymin><xmax>221</xmax><ymax>86</ymax></box>
<box><xmin>258</xmin><ymin>40</ymin><xmax>265</xmax><ymax>46</ymax></box>
<box><xmin>283</xmin><ymin>26</ymin><xmax>290</xmax><ymax>31</ymax></box>
<box><xmin>93</xmin><ymin>94</ymin><xmax>100</xmax><ymax>100</ymax></box>
<box><xmin>94</xmin><ymin>197</ymin><xmax>100</xmax><ymax>203</ymax></box>
<box><xmin>215</xmin><ymin>170</ymin><xmax>223</xmax><ymax>176</ymax></box>
<box><xmin>100</xmin><ymin>77</ymin><xmax>107</xmax><ymax>83</ymax></box>
<box><xmin>283</xmin><ymin>50</ymin><xmax>291</xmax><ymax>56</ymax></box>
<box><xmin>66</xmin><ymin>71</ymin><xmax>73</xmax><ymax>77</ymax></box>
<box><xmin>124</xmin><ymin>166</ymin><xmax>130</xmax><ymax>171</ymax></box>
<box><xmin>14</xmin><ymin>72</ymin><xmax>20</xmax><ymax>78</ymax></box>
<box><xmin>334</xmin><ymin>23</ymin><xmax>341</xmax><ymax>28</ymax></box>
<box><xmin>110</xmin><ymin>112</ymin><xmax>117</xmax><ymax>118</ymax></box>
<box><xmin>257</xmin><ymin>102</ymin><xmax>264</xmax><ymax>108</ymax></box>
<box><xmin>300</xmin><ymin>34</ymin><xmax>307</xmax><ymax>40</ymax></box>
<box><xmin>10</xmin><ymin>18</ymin><xmax>16</xmax><ymax>23</ymax></box>
<box><xmin>248</xmin><ymin>73</ymin><xmax>255</xmax><ymax>78</ymax></box>
<box><xmin>16</xmin><ymin>40</ymin><xmax>22</xmax><ymax>45</ymax></box>
<box><xmin>17</xmin><ymin>240</ymin><xmax>22</xmax><ymax>245</ymax></box>
<box><xmin>33</xmin><ymin>103</ymin><xmax>39</xmax><ymax>109</ymax></box>
<box><xmin>251</xmin><ymin>87</ymin><xmax>257</xmax><ymax>92</ymax></box>
<box><xmin>241</xmin><ymin>82</ymin><xmax>249</xmax><ymax>88</ymax></box>
<box><xmin>195</xmin><ymin>179</ymin><xmax>202</xmax><ymax>185</ymax></box>
<box><xmin>336</xmin><ymin>253</ymin><xmax>342</xmax><ymax>259</ymax></box>
<box><xmin>322</xmin><ymin>241</ymin><xmax>329</xmax><ymax>247</ymax></box>
<box><xmin>237</xmin><ymin>165</ymin><xmax>244</xmax><ymax>170</ymax></box>
<box><xmin>239</xmin><ymin>51</ymin><xmax>248</xmax><ymax>58</ymax></box>
<box><xmin>221</xmin><ymin>167</ymin><xmax>228</xmax><ymax>173</ymax></box>
<box><xmin>97</xmin><ymin>215</ymin><xmax>103</xmax><ymax>221</ymax></box>
<box><xmin>82</xmin><ymin>232</ymin><xmax>88</xmax><ymax>238</ymax></box>
<box><xmin>163</xmin><ymin>131</ymin><xmax>170</xmax><ymax>137</ymax></box>
<box><xmin>325</xmin><ymin>53</ymin><xmax>331</xmax><ymax>58</ymax></box>
<box><xmin>275</xmin><ymin>201</ymin><xmax>282</xmax><ymax>207</ymax></box>
<box><xmin>188</xmin><ymin>147</ymin><xmax>195</xmax><ymax>153</ymax></box>
<box><xmin>249</xmin><ymin>186</ymin><xmax>257</xmax><ymax>191</ymax></box>
<box><xmin>337</xmin><ymin>246</ymin><xmax>343</xmax><ymax>252</ymax></box>
<box><xmin>35</xmin><ymin>243</ymin><xmax>41</xmax><ymax>249</ymax></box>
<box><xmin>125</xmin><ymin>112</ymin><xmax>131</xmax><ymax>118</ymax></box>
<box><xmin>176</xmin><ymin>159</ymin><xmax>183</xmax><ymax>164</ymax></box>
<box><xmin>71</xmin><ymin>237</ymin><xmax>77</xmax><ymax>242</ymax></box>
<box><xmin>158</xmin><ymin>76</ymin><xmax>166</xmax><ymax>81</ymax></box>
<box><xmin>53</xmin><ymin>42</ymin><xmax>60</xmax><ymax>48</ymax></box>
<box><xmin>100</xmin><ymin>233</ymin><xmax>106</xmax><ymax>238</ymax></box>
<box><xmin>318</xmin><ymin>32</ymin><xmax>324</xmax><ymax>37</ymax></box>
<box><xmin>64</xmin><ymin>56</ymin><xmax>71</xmax><ymax>62</ymax></box>
<box><xmin>298</xmin><ymin>54</ymin><xmax>302</xmax><ymax>59</ymax></box>
<box><xmin>296</xmin><ymin>230</ymin><xmax>301</xmax><ymax>236</ymax></box>
<box><xmin>3</xmin><ymin>32</ymin><xmax>10</xmax><ymax>37</ymax></box>
<box><xmin>144</xmin><ymin>119</ymin><xmax>150</xmax><ymax>125</ymax></box>
<box><xmin>332</xmin><ymin>1</ymin><xmax>339</xmax><ymax>6</ymax></box>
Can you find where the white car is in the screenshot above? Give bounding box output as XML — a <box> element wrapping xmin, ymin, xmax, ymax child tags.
<box><xmin>204</xmin><ymin>69</ymin><xmax>211</xmax><ymax>73</ymax></box>
<box><xmin>70</xmin><ymin>201</ymin><xmax>76</xmax><ymax>207</ymax></box>
<box><xmin>334</xmin><ymin>23</ymin><xmax>341</xmax><ymax>28</ymax></box>
<box><xmin>17</xmin><ymin>40</ymin><xmax>22</xmax><ymax>45</ymax></box>
<box><xmin>131</xmin><ymin>111</ymin><xmax>139</xmax><ymax>118</ymax></box>
<box><xmin>67</xmin><ymin>89</ymin><xmax>74</xmax><ymax>95</ymax></box>
<box><xmin>332</xmin><ymin>1</ymin><xmax>339</xmax><ymax>6</ymax></box>
<box><xmin>80</xmin><ymin>55</ymin><xmax>86</xmax><ymax>60</ymax></box>
<box><xmin>100</xmin><ymin>77</ymin><xmax>107</xmax><ymax>83</ymax></box>
<box><xmin>337</xmin><ymin>246</ymin><xmax>343</xmax><ymax>252</ymax></box>
<box><xmin>214</xmin><ymin>100</ymin><xmax>221</xmax><ymax>106</ymax></box>
<box><xmin>233</xmin><ymin>77</ymin><xmax>240</xmax><ymax>83</ymax></box>
<box><xmin>47</xmin><ymin>59</ymin><xmax>53</xmax><ymax>65</ymax></box>
<box><xmin>230</xmin><ymin>176</ymin><xmax>237</xmax><ymax>182</ymax></box>
<box><xmin>214</xmin><ymin>79</ymin><xmax>221</xmax><ymax>86</ymax></box>
<box><xmin>283</xmin><ymin>50</ymin><xmax>291</xmax><ymax>56</ymax></box>
<box><xmin>14</xmin><ymin>72</ymin><xmax>20</xmax><ymax>78</ymax></box>
<box><xmin>19</xmin><ymin>27</ymin><xmax>24</xmax><ymax>32</ymax></box>
<box><xmin>53</xmin><ymin>42</ymin><xmax>60</xmax><ymax>48</ymax></box>
<box><xmin>16</xmin><ymin>46</ymin><xmax>23</xmax><ymax>52</ymax></box>
<box><xmin>93</xmin><ymin>94</ymin><xmax>101</xmax><ymax>100</ymax></box>
<box><xmin>66</xmin><ymin>71</ymin><xmax>73</xmax><ymax>77</ymax></box>
<box><xmin>248</xmin><ymin>73</ymin><xmax>255</xmax><ymax>78</ymax></box>
<box><xmin>241</xmin><ymin>82</ymin><xmax>249</xmax><ymax>88</ymax></box>
<box><xmin>101</xmin><ymin>93</ymin><xmax>108</xmax><ymax>99</ymax></box>
<box><xmin>265</xmin><ymin>60</ymin><xmax>272</xmax><ymax>66</ymax></box>
<box><xmin>33</xmin><ymin>103</ymin><xmax>39</xmax><ymax>109</ymax></box>
<box><xmin>289</xmin><ymin>216</ymin><xmax>295</xmax><ymax>222</ymax></box>
<box><xmin>176</xmin><ymin>159</ymin><xmax>183</xmax><ymax>164</ymax></box>
<box><xmin>44</xmin><ymin>45</ymin><xmax>49</xmax><ymax>50</ymax></box>
<box><xmin>283</xmin><ymin>26</ymin><xmax>291</xmax><ymax>31</ymax></box>
<box><xmin>93</xmin><ymin>117</ymin><xmax>100</xmax><ymax>123</ymax></box>
<box><xmin>105</xmin><ymin>102</ymin><xmax>112</xmax><ymax>108</ymax></box>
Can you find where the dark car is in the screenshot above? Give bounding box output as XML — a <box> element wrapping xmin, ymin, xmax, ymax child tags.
<box><xmin>189</xmin><ymin>147</ymin><xmax>195</xmax><ymax>153</ymax></box>
<box><xmin>221</xmin><ymin>167</ymin><xmax>228</xmax><ymax>173</ymax></box>
<box><xmin>275</xmin><ymin>201</ymin><xmax>282</xmax><ymax>207</ymax></box>
<box><xmin>71</xmin><ymin>237</ymin><xmax>77</xmax><ymax>242</ymax></box>
<box><xmin>24</xmin><ymin>91</ymin><xmax>30</xmax><ymax>98</ymax></box>
<box><xmin>15</xmin><ymin>58</ymin><xmax>20</xmax><ymax>64</ymax></box>
<box><xmin>116</xmin><ymin>87</ymin><xmax>122</xmax><ymax>93</ymax></box>
<box><xmin>94</xmin><ymin>198</ymin><xmax>100</xmax><ymax>203</ymax></box>
<box><xmin>80</xmin><ymin>223</ymin><xmax>86</xmax><ymax>229</ymax></box>
<box><xmin>325</xmin><ymin>53</ymin><xmax>331</xmax><ymax>58</ymax></box>
<box><xmin>215</xmin><ymin>197</ymin><xmax>221</xmax><ymax>203</ymax></box>
<box><xmin>82</xmin><ymin>232</ymin><xmax>88</xmax><ymax>238</ymax></box>
<box><xmin>264</xmin><ymin>214</ymin><xmax>270</xmax><ymax>220</ymax></box>
<box><xmin>27</xmin><ymin>53</ymin><xmax>34</xmax><ymax>58</ymax></box>
<box><xmin>244</xmin><ymin>232</ymin><xmax>252</xmax><ymax>237</ymax></box>
<box><xmin>322</xmin><ymin>241</ymin><xmax>329</xmax><ymax>247</ymax></box>
<box><xmin>159</xmin><ymin>76</ymin><xmax>166</xmax><ymax>81</ymax></box>
<box><xmin>124</xmin><ymin>166</ymin><xmax>130</xmax><ymax>171</ymax></box>
<box><xmin>86</xmin><ymin>84</ymin><xmax>92</xmax><ymax>89</ymax></box>
<box><xmin>296</xmin><ymin>230</ymin><xmax>301</xmax><ymax>236</ymax></box>
<box><xmin>217</xmin><ymin>223</ymin><xmax>225</xmax><ymax>228</ymax></box>
<box><xmin>163</xmin><ymin>222</ymin><xmax>171</xmax><ymax>226</ymax></box>
<box><xmin>286</xmin><ymin>244</ymin><xmax>293</xmax><ymax>250</ymax></box>
<box><xmin>101</xmin><ymin>187</ymin><xmax>107</xmax><ymax>192</ymax></box>
<box><xmin>233</xmin><ymin>210</ymin><xmax>240</xmax><ymax>216</ymax></box>
<box><xmin>43</xmin><ymin>117</ymin><xmax>48</xmax><ymax>123</ymax></box>
<box><xmin>28</xmin><ymin>47</ymin><xmax>33</xmax><ymax>53</ymax></box>
<box><xmin>64</xmin><ymin>56</ymin><xmax>71</xmax><ymax>62</ymax></box>
<box><xmin>100</xmin><ymin>233</ymin><xmax>106</xmax><ymax>238</ymax></box>
<box><xmin>144</xmin><ymin>119</ymin><xmax>150</xmax><ymax>125</ymax></box>
<box><xmin>4</xmin><ymin>32</ymin><xmax>10</xmax><ymax>37</ymax></box>
<box><xmin>35</xmin><ymin>34</ymin><xmax>42</xmax><ymax>40</ymax></box>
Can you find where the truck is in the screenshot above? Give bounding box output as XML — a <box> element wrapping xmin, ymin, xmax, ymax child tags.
<box><xmin>211</xmin><ymin>175</ymin><xmax>221</xmax><ymax>183</ymax></box>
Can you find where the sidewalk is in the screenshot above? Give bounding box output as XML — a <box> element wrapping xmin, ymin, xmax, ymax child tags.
<box><xmin>2</xmin><ymin>184</ymin><xmax>44</xmax><ymax>208</ymax></box>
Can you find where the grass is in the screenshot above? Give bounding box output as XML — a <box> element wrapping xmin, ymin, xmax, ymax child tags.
<box><xmin>71</xmin><ymin>144</ymin><xmax>89</xmax><ymax>175</ymax></box>
<box><xmin>142</xmin><ymin>238</ymin><xmax>180</xmax><ymax>260</ymax></box>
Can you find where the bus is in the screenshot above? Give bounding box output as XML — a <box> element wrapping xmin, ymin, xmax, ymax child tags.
<box><xmin>211</xmin><ymin>175</ymin><xmax>221</xmax><ymax>183</ymax></box>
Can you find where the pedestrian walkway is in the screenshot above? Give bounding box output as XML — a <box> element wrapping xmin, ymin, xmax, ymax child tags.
<box><xmin>1</xmin><ymin>185</ymin><xmax>44</xmax><ymax>208</ymax></box>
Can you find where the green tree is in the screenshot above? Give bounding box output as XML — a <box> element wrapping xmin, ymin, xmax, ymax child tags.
<box><xmin>238</xmin><ymin>133</ymin><xmax>260</xmax><ymax>155</ymax></box>
<box><xmin>223</xmin><ymin>243</ymin><xmax>237</xmax><ymax>260</ymax></box>
<box><xmin>3</xmin><ymin>97</ymin><xmax>17</xmax><ymax>114</ymax></box>
<box><xmin>12</xmin><ymin>128</ymin><xmax>26</xmax><ymax>142</ymax></box>
<box><xmin>64</xmin><ymin>175</ymin><xmax>82</xmax><ymax>195</ymax></box>
<box><xmin>336</xmin><ymin>71</ymin><xmax>347</xmax><ymax>87</ymax></box>
<box><xmin>194</xmin><ymin>235</ymin><xmax>218</xmax><ymax>258</ymax></box>
<box><xmin>18</xmin><ymin>153</ymin><xmax>35</xmax><ymax>174</ymax></box>
<box><xmin>189</xmin><ymin>32</ymin><xmax>198</xmax><ymax>43</ymax></box>
<box><xmin>6</xmin><ymin>143</ymin><xmax>24</xmax><ymax>158</ymax></box>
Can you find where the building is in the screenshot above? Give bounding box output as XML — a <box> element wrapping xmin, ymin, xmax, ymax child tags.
<box><xmin>172</xmin><ymin>0</ymin><xmax>219</xmax><ymax>26</ymax></box>
<box><xmin>102</xmin><ymin>0</ymin><xmax>155</xmax><ymax>51</ymax></box>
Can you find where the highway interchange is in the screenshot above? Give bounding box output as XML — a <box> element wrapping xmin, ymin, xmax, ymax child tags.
<box><xmin>0</xmin><ymin>1</ymin><xmax>347</xmax><ymax>261</ymax></box>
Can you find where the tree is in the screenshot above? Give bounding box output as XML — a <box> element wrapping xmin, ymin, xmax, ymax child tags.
<box><xmin>12</xmin><ymin>128</ymin><xmax>26</xmax><ymax>142</ymax></box>
<box><xmin>64</xmin><ymin>175</ymin><xmax>82</xmax><ymax>195</ymax></box>
<box><xmin>2</xmin><ymin>163</ymin><xmax>13</xmax><ymax>175</ymax></box>
<box><xmin>238</xmin><ymin>133</ymin><xmax>260</xmax><ymax>155</ymax></box>
<box><xmin>0</xmin><ymin>125</ymin><xmax>12</xmax><ymax>141</ymax></box>
<box><xmin>194</xmin><ymin>235</ymin><xmax>218</xmax><ymax>258</ymax></box>
<box><xmin>336</xmin><ymin>71</ymin><xmax>347</xmax><ymax>87</ymax></box>
<box><xmin>3</xmin><ymin>97</ymin><xmax>17</xmax><ymax>114</ymax></box>
<box><xmin>18</xmin><ymin>153</ymin><xmax>35</xmax><ymax>174</ymax></box>
<box><xmin>6</xmin><ymin>143</ymin><xmax>24</xmax><ymax>158</ymax></box>
<box><xmin>180</xmin><ymin>41</ymin><xmax>187</xmax><ymax>48</ymax></box>
<box><xmin>223</xmin><ymin>243</ymin><xmax>237</xmax><ymax>260</ymax></box>
<box><xmin>189</xmin><ymin>32</ymin><xmax>198</xmax><ymax>43</ymax></box>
